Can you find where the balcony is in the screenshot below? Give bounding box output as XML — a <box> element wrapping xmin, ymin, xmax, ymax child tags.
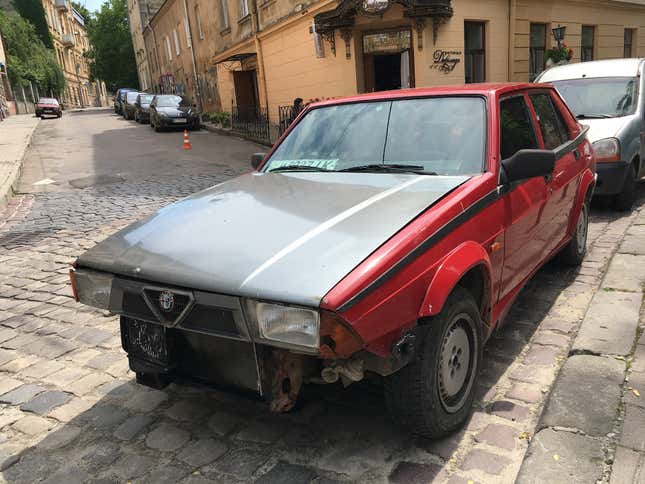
<box><xmin>61</xmin><ymin>33</ymin><xmax>74</xmax><ymax>47</ymax></box>
<box><xmin>55</xmin><ymin>0</ymin><xmax>69</xmax><ymax>11</ymax></box>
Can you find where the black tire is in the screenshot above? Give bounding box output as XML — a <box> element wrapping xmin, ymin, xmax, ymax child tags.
<box><xmin>384</xmin><ymin>286</ymin><xmax>482</xmax><ymax>439</ymax></box>
<box><xmin>559</xmin><ymin>200</ymin><xmax>589</xmax><ymax>266</ymax></box>
<box><xmin>135</xmin><ymin>371</ymin><xmax>169</xmax><ymax>389</ymax></box>
<box><xmin>614</xmin><ymin>163</ymin><xmax>636</xmax><ymax>211</ymax></box>
<box><xmin>57</xmin><ymin>112</ymin><xmax>62</xmax><ymax>118</ymax></box>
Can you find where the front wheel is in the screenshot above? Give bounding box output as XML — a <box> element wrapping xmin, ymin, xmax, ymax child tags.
<box><xmin>385</xmin><ymin>286</ymin><xmax>482</xmax><ymax>439</ymax></box>
<box><xmin>559</xmin><ymin>200</ymin><xmax>589</xmax><ymax>266</ymax></box>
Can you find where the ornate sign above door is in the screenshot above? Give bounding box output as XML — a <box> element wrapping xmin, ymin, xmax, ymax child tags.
<box><xmin>313</xmin><ymin>0</ymin><xmax>453</xmax><ymax>58</ymax></box>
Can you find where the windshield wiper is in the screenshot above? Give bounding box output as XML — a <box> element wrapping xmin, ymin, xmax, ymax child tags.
<box><xmin>338</xmin><ymin>164</ymin><xmax>437</xmax><ymax>175</ymax></box>
<box><xmin>576</xmin><ymin>113</ymin><xmax>614</xmax><ymax>119</ymax></box>
<box><xmin>268</xmin><ymin>165</ymin><xmax>333</xmax><ymax>173</ymax></box>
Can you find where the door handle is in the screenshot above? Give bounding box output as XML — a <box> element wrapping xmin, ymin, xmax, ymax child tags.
<box><xmin>573</xmin><ymin>149</ymin><xmax>581</xmax><ymax>160</ymax></box>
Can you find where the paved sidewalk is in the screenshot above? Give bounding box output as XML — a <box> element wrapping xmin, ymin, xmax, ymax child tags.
<box><xmin>518</xmin><ymin>208</ymin><xmax>645</xmax><ymax>483</ymax></box>
<box><xmin>0</xmin><ymin>115</ymin><xmax>40</xmax><ymax>209</ymax></box>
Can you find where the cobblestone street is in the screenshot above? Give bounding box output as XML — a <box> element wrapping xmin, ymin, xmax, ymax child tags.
<box><xmin>0</xmin><ymin>110</ymin><xmax>643</xmax><ymax>483</ymax></box>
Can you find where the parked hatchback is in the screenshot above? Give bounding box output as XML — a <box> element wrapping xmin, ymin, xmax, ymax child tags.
<box><xmin>123</xmin><ymin>91</ymin><xmax>143</xmax><ymax>120</ymax></box>
<box><xmin>149</xmin><ymin>95</ymin><xmax>200</xmax><ymax>131</ymax></box>
<box><xmin>134</xmin><ymin>93</ymin><xmax>154</xmax><ymax>123</ymax></box>
<box><xmin>71</xmin><ymin>84</ymin><xmax>595</xmax><ymax>438</ymax></box>
<box><xmin>35</xmin><ymin>97</ymin><xmax>62</xmax><ymax>118</ymax></box>
<box><xmin>114</xmin><ymin>88</ymin><xmax>136</xmax><ymax>115</ymax></box>
<box><xmin>536</xmin><ymin>58</ymin><xmax>645</xmax><ymax>210</ymax></box>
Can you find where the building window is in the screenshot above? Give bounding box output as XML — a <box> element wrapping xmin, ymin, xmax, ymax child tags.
<box><xmin>221</xmin><ymin>0</ymin><xmax>230</xmax><ymax>29</ymax></box>
<box><xmin>582</xmin><ymin>25</ymin><xmax>595</xmax><ymax>62</ymax></box>
<box><xmin>165</xmin><ymin>36</ymin><xmax>172</xmax><ymax>60</ymax></box>
<box><xmin>195</xmin><ymin>6</ymin><xmax>204</xmax><ymax>39</ymax></box>
<box><xmin>624</xmin><ymin>28</ymin><xmax>635</xmax><ymax>58</ymax></box>
<box><xmin>173</xmin><ymin>29</ymin><xmax>180</xmax><ymax>55</ymax></box>
<box><xmin>529</xmin><ymin>23</ymin><xmax>546</xmax><ymax>81</ymax></box>
<box><xmin>239</xmin><ymin>0</ymin><xmax>249</xmax><ymax>18</ymax></box>
<box><xmin>464</xmin><ymin>21</ymin><xmax>485</xmax><ymax>83</ymax></box>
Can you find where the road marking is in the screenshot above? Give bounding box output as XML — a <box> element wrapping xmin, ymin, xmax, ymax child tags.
<box><xmin>32</xmin><ymin>178</ymin><xmax>56</xmax><ymax>186</ymax></box>
<box><xmin>240</xmin><ymin>175</ymin><xmax>426</xmax><ymax>287</ymax></box>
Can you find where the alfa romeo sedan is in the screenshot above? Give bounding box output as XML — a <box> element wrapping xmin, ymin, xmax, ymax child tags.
<box><xmin>70</xmin><ymin>84</ymin><xmax>595</xmax><ymax>438</ymax></box>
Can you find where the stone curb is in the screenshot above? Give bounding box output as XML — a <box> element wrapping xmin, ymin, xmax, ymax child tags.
<box><xmin>517</xmin><ymin>207</ymin><xmax>645</xmax><ymax>484</ymax></box>
<box><xmin>0</xmin><ymin>116</ymin><xmax>40</xmax><ymax>210</ymax></box>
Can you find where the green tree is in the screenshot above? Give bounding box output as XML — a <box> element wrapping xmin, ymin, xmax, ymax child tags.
<box><xmin>11</xmin><ymin>0</ymin><xmax>52</xmax><ymax>48</ymax></box>
<box><xmin>85</xmin><ymin>0</ymin><xmax>137</xmax><ymax>90</ymax></box>
<box><xmin>0</xmin><ymin>10</ymin><xmax>65</xmax><ymax>94</ymax></box>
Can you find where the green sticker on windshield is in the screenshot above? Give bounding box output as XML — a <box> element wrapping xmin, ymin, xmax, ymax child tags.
<box><xmin>269</xmin><ymin>159</ymin><xmax>339</xmax><ymax>170</ymax></box>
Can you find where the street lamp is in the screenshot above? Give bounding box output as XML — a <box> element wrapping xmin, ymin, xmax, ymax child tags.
<box><xmin>552</xmin><ymin>25</ymin><xmax>566</xmax><ymax>48</ymax></box>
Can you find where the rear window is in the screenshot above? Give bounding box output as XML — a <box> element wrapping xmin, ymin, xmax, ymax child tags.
<box><xmin>499</xmin><ymin>96</ymin><xmax>538</xmax><ymax>160</ymax></box>
<box><xmin>529</xmin><ymin>93</ymin><xmax>569</xmax><ymax>149</ymax></box>
<box><xmin>264</xmin><ymin>97</ymin><xmax>487</xmax><ymax>176</ymax></box>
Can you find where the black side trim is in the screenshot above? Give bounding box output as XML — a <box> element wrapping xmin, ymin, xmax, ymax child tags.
<box><xmin>338</xmin><ymin>185</ymin><xmax>506</xmax><ymax>312</ymax></box>
<box><xmin>337</xmin><ymin>126</ymin><xmax>590</xmax><ymax>313</ymax></box>
<box><xmin>553</xmin><ymin>125</ymin><xmax>589</xmax><ymax>160</ymax></box>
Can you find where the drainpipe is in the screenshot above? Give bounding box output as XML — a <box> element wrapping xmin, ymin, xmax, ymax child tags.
<box><xmin>251</xmin><ymin>0</ymin><xmax>269</xmax><ymax>123</ymax></box>
<box><xmin>508</xmin><ymin>0</ymin><xmax>516</xmax><ymax>82</ymax></box>
<box><xmin>183</xmin><ymin>0</ymin><xmax>203</xmax><ymax>111</ymax></box>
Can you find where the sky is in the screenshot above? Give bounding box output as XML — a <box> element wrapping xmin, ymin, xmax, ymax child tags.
<box><xmin>75</xmin><ymin>0</ymin><xmax>105</xmax><ymax>12</ymax></box>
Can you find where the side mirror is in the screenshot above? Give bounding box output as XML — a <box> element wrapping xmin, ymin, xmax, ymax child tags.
<box><xmin>251</xmin><ymin>153</ymin><xmax>266</xmax><ymax>169</ymax></box>
<box><xmin>500</xmin><ymin>149</ymin><xmax>555</xmax><ymax>184</ymax></box>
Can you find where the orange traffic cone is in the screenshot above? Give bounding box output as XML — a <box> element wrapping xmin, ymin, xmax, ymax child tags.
<box><xmin>183</xmin><ymin>130</ymin><xmax>192</xmax><ymax>150</ymax></box>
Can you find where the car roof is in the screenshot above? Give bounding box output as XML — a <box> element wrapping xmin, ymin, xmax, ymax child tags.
<box><xmin>536</xmin><ymin>58</ymin><xmax>645</xmax><ymax>82</ymax></box>
<box><xmin>310</xmin><ymin>83</ymin><xmax>543</xmax><ymax>108</ymax></box>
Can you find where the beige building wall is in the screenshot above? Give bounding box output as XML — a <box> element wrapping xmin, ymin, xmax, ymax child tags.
<box><xmin>128</xmin><ymin>0</ymin><xmax>149</xmax><ymax>90</ymax></box>
<box><xmin>41</xmin><ymin>0</ymin><xmax>105</xmax><ymax>107</ymax></box>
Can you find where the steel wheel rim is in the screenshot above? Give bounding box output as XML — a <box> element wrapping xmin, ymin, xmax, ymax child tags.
<box><xmin>576</xmin><ymin>204</ymin><xmax>588</xmax><ymax>254</ymax></box>
<box><xmin>438</xmin><ymin>314</ymin><xmax>477</xmax><ymax>413</ymax></box>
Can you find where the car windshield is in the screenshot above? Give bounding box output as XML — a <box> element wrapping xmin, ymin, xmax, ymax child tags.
<box><xmin>264</xmin><ymin>97</ymin><xmax>486</xmax><ymax>176</ymax></box>
<box><xmin>155</xmin><ymin>95</ymin><xmax>191</xmax><ymax>107</ymax></box>
<box><xmin>38</xmin><ymin>98</ymin><xmax>58</xmax><ymax>105</ymax></box>
<box><xmin>550</xmin><ymin>77</ymin><xmax>639</xmax><ymax>118</ymax></box>
<box><xmin>139</xmin><ymin>95</ymin><xmax>154</xmax><ymax>104</ymax></box>
<box><xmin>126</xmin><ymin>92</ymin><xmax>140</xmax><ymax>102</ymax></box>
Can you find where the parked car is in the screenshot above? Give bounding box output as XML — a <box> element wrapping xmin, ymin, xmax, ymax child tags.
<box><xmin>149</xmin><ymin>95</ymin><xmax>200</xmax><ymax>131</ymax></box>
<box><xmin>70</xmin><ymin>84</ymin><xmax>595</xmax><ymax>438</ymax></box>
<box><xmin>123</xmin><ymin>91</ymin><xmax>144</xmax><ymax>120</ymax></box>
<box><xmin>35</xmin><ymin>97</ymin><xmax>62</xmax><ymax>118</ymax></box>
<box><xmin>536</xmin><ymin>58</ymin><xmax>645</xmax><ymax>210</ymax></box>
<box><xmin>134</xmin><ymin>93</ymin><xmax>155</xmax><ymax>123</ymax></box>
<box><xmin>114</xmin><ymin>88</ymin><xmax>136</xmax><ymax>115</ymax></box>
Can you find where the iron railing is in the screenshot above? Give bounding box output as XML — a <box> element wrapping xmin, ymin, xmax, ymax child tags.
<box><xmin>231</xmin><ymin>104</ymin><xmax>270</xmax><ymax>144</ymax></box>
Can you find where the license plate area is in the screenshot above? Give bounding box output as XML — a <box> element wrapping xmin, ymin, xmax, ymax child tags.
<box><xmin>122</xmin><ymin>318</ymin><xmax>171</xmax><ymax>365</ymax></box>
<box><xmin>173</xmin><ymin>118</ymin><xmax>187</xmax><ymax>123</ymax></box>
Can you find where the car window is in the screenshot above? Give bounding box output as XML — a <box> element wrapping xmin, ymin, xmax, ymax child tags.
<box><xmin>139</xmin><ymin>95</ymin><xmax>154</xmax><ymax>104</ymax></box>
<box><xmin>126</xmin><ymin>92</ymin><xmax>140</xmax><ymax>102</ymax></box>
<box><xmin>550</xmin><ymin>77</ymin><xmax>638</xmax><ymax>117</ymax></box>
<box><xmin>156</xmin><ymin>95</ymin><xmax>184</xmax><ymax>107</ymax></box>
<box><xmin>264</xmin><ymin>97</ymin><xmax>486</xmax><ymax>176</ymax></box>
<box><xmin>499</xmin><ymin>96</ymin><xmax>538</xmax><ymax>160</ymax></box>
<box><xmin>529</xmin><ymin>93</ymin><xmax>569</xmax><ymax>149</ymax></box>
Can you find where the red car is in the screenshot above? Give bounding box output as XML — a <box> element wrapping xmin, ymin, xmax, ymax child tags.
<box><xmin>35</xmin><ymin>97</ymin><xmax>62</xmax><ymax>118</ymax></box>
<box><xmin>71</xmin><ymin>83</ymin><xmax>595</xmax><ymax>438</ymax></box>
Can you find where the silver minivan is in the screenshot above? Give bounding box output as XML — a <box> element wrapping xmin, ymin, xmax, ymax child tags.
<box><xmin>536</xmin><ymin>58</ymin><xmax>644</xmax><ymax>210</ymax></box>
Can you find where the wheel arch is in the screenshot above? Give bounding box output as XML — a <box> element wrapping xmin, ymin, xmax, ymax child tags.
<box><xmin>418</xmin><ymin>241</ymin><xmax>492</xmax><ymax>327</ymax></box>
<box><xmin>568</xmin><ymin>169</ymin><xmax>596</xmax><ymax>236</ymax></box>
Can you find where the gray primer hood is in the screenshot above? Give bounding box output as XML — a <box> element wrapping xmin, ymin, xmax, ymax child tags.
<box><xmin>78</xmin><ymin>172</ymin><xmax>469</xmax><ymax>306</ymax></box>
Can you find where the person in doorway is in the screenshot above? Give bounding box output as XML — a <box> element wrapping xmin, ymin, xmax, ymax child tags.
<box><xmin>290</xmin><ymin>97</ymin><xmax>304</xmax><ymax>123</ymax></box>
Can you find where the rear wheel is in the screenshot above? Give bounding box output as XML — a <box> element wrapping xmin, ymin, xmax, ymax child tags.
<box><xmin>385</xmin><ymin>286</ymin><xmax>482</xmax><ymax>439</ymax></box>
<box><xmin>559</xmin><ymin>200</ymin><xmax>589</xmax><ymax>266</ymax></box>
<box><xmin>614</xmin><ymin>163</ymin><xmax>636</xmax><ymax>211</ymax></box>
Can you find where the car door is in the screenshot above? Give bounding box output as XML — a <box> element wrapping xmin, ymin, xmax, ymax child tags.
<box><xmin>527</xmin><ymin>91</ymin><xmax>580</xmax><ymax>257</ymax></box>
<box><xmin>499</xmin><ymin>94</ymin><xmax>550</xmax><ymax>299</ymax></box>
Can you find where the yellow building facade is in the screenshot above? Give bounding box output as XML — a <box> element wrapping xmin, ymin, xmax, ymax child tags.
<box><xmin>41</xmin><ymin>0</ymin><xmax>107</xmax><ymax>107</ymax></box>
<box><xmin>131</xmin><ymin>0</ymin><xmax>645</xmax><ymax>137</ymax></box>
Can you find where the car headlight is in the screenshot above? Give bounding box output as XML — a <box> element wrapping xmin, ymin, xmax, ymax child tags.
<box><xmin>158</xmin><ymin>112</ymin><xmax>168</xmax><ymax>117</ymax></box>
<box><xmin>69</xmin><ymin>267</ymin><xmax>113</xmax><ymax>310</ymax></box>
<box><xmin>592</xmin><ymin>138</ymin><xmax>621</xmax><ymax>162</ymax></box>
<box><xmin>244</xmin><ymin>300</ymin><xmax>320</xmax><ymax>351</ymax></box>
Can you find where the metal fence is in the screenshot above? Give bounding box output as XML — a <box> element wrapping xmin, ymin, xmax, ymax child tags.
<box><xmin>10</xmin><ymin>82</ymin><xmax>38</xmax><ymax>114</ymax></box>
<box><xmin>231</xmin><ymin>104</ymin><xmax>271</xmax><ymax>145</ymax></box>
